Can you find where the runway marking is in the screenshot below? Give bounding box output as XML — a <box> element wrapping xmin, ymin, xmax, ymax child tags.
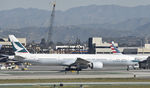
<box><xmin>0</xmin><ymin>70</ymin><xmax>150</xmax><ymax>79</ymax></box>
<box><xmin>0</xmin><ymin>82</ymin><xmax>150</xmax><ymax>86</ymax></box>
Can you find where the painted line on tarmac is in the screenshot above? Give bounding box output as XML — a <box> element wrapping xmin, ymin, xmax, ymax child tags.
<box><xmin>0</xmin><ymin>82</ymin><xmax>150</xmax><ymax>86</ymax></box>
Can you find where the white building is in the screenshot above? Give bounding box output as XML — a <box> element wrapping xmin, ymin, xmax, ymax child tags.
<box><xmin>88</xmin><ymin>37</ymin><xmax>150</xmax><ymax>54</ymax></box>
<box><xmin>88</xmin><ymin>37</ymin><xmax>118</xmax><ymax>54</ymax></box>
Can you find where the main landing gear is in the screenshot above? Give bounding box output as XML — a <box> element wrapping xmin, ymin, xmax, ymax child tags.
<box><xmin>65</xmin><ymin>66</ymin><xmax>82</xmax><ymax>74</ymax></box>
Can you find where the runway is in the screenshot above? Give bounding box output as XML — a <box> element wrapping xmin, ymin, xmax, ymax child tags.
<box><xmin>0</xmin><ymin>66</ymin><xmax>150</xmax><ymax>79</ymax></box>
<box><xmin>0</xmin><ymin>82</ymin><xmax>150</xmax><ymax>86</ymax></box>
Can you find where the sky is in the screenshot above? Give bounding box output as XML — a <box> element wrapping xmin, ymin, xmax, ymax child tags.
<box><xmin>1</xmin><ymin>0</ymin><xmax>150</xmax><ymax>11</ymax></box>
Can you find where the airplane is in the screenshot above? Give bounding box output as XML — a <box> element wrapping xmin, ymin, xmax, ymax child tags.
<box><xmin>110</xmin><ymin>41</ymin><xmax>149</xmax><ymax>60</ymax></box>
<box><xmin>9</xmin><ymin>35</ymin><xmax>139</xmax><ymax>73</ymax></box>
<box><xmin>0</xmin><ymin>44</ymin><xmax>15</xmax><ymax>61</ymax></box>
<box><xmin>110</xmin><ymin>41</ymin><xmax>149</xmax><ymax>69</ymax></box>
<box><xmin>0</xmin><ymin>44</ymin><xmax>22</xmax><ymax>70</ymax></box>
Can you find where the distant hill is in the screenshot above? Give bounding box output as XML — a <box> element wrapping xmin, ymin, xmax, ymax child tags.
<box><xmin>1</xmin><ymin>5</ymin><xmax>150</xmax><ymax>42</ymax></box>
<box><xmin>1</xmin><ymin>5</ymin><xmax>150</xmax><ymax>28</ymax></box>
<box><xmin>0</xmin><ymin>26</ymin><xmax>131</xmax><ymax>43</ymax></box>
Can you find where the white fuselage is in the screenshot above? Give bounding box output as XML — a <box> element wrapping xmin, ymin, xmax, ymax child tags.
<box><xmin>16</xmin><ymin>53</ymin><xmax>138</xmax><ymax>66</ymax></box>
<box><xmin>128</xmin><ymin>54</ymin><xmax>149</xmax><ymax>61</ymax></box>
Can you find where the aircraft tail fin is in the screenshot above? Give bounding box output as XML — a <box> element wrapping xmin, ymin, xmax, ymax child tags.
<box><xmin>110</xmin><ymin>41</ymin><xmax>122</xmax><ymax>54</ymax></box>
<box><xmin>9</xmin><ymin>35</ymin><xmax>29</xmax><ymax>54</ymax></box>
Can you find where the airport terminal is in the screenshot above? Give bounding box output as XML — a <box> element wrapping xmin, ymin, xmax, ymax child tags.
<box><xmin>1</xmin><ymin>0</ymin><xmax>150</xmax><ymax>88</ymax></box>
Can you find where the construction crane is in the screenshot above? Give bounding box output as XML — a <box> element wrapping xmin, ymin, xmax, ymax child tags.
<box><xmin>47</xmin><ymin>1</ymin><xmax>56</xmax><ymax>47</ymax></box>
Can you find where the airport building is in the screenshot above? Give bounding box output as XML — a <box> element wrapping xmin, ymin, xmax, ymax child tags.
<box><xmin>88</xmin><ymin>37</ymin><xmax>150</xmax><ymax>54</ymax></box>
<box><xmin>138</xmin><ymin>44</ymin><xmax>150</xmax><ymax>54</ymax></box>
<box><xmin>88</xmin><ymin>37</ymin><xmax>119</xmax><ymax>54</ymax></box>
<box><xmin>56</xmin><ymin>45</ymin><xmax>88</xmax><ymax>54</ymax></box>
<box><xmin>0</xmin><ymin>37</ymin><xmax>26</xmax><ymax>55</ymax></box>
<box><xmin>119</xmin><ymin>44</ymin><xmax>150</xmax><ymax>54</ymax></box>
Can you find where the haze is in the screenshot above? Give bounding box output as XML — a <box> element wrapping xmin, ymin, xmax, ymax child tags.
<box><xmin>1</xmin><ymin>0</ymin><xmax>150</xmax><ymax>11</ymax></box>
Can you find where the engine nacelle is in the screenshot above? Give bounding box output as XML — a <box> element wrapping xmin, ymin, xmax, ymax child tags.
<box><xmin>90</xmin><ymin>62</ymin><xmax>103</xmax><ymax>69</ymax></box>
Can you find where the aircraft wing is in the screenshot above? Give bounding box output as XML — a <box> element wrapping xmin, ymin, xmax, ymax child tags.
<box><xmin>70</xmin><ymin>58</ymin><xmax>91</xmax><ymax>69</ymax></box>
<box><xmin>0</xmin><ymin>54</ymin><xmax>9</xmax><ymax>57</ymax></box>
<box><xmin>69</xmin><ymin>58</ymin><xmax>103</xmax><ymax>70</ymax></box>
<box><xmin>14</xmin><ymin>55</ymin><xmax>26</xmax><ymax>61</ymax></box>
<box><xmin>72</xmin><ymin>58</ymin><xmax>90</xmax><ymax>65</ymax></box>
<box><xmin>6</xmin><ymin>60</ymin><xmax>20</xmax><ymax>63</ymax></box>
<box><xmin>0</xmin><ymin>57</ymin><xmax>8</xmax><ymax>62</ymax></box>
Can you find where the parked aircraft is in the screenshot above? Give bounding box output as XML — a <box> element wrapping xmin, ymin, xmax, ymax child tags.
<box><xmin>0</xmin><ymin>44</ymin><xmax>15</xmax><ymax>62</ymax></box>
<box><xmin>9</xmin><ymin>35</ymin><xmax>140</xmax><ymax>72</ymax></box>
<box><xmin>110</xmin><ymin>41</ymin><xmax>150</xmax><ymax>69</ymax></box>
<box><xmin>110</xmin><ymin>41</ymin><xmax>121</xmax><ymax>54</ymax></box>
<box><xmin>110</xmin><ymin>41</ymin><xmax>148</xmax><ymax>61</ymax></box>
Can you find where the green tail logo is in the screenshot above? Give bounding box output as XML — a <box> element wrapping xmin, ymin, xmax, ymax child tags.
<box><xmin>12</xmin><ymin>42</ymin><xmax>28</xmax><ymax>53</ymax></box>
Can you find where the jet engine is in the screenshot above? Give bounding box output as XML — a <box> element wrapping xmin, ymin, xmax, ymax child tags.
<box><xmin>89</xmin><ymin>62</ymin><xmax>103</xmax><ymax>69</ymax></box>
